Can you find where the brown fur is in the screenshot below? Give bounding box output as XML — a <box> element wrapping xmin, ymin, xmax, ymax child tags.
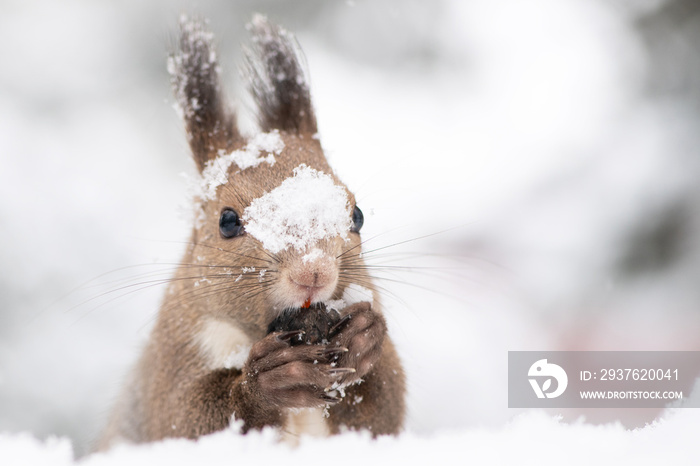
<box><xmin>97</xmin><ymin>15</ymin><xmax>405</xmax><ymax>450</ymax></box>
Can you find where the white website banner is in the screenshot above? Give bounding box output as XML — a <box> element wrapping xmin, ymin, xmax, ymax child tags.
<box><xmin>508</xmin><ymin>351</ymin><xmax>700</xmax><ymax>408</ymax></box>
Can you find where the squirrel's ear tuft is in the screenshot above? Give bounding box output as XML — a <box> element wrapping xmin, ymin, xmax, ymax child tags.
<box><xmin>244</xmin><ymin>14</ymin><xmax>318</xmax><ymax>135</ymax></box>
<box><xmin>169</xmin><ymin>16</ymin><xmax>241</xmax><ymax>172</ymax></box>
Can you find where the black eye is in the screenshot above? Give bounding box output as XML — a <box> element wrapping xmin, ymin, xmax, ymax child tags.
<box><xmin>219</xmin><ymin>209</ymin><xmax>244</xmax><ymax>238</ymax></box>
<box><xmin>351</xmin><ymin>206</ymin><xmax>364</xmax><ymax>233</ymax></box>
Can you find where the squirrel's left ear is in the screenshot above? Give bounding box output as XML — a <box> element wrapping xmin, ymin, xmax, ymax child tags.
<box><xmin>169</xmin><ymin>16</ymin><xmax>241</xmax><ymax>173</ymax></box>
<box><xmin>245</xmin><ymin>15</ymin><xmax>318</xmax><ymax>135</ymax></box>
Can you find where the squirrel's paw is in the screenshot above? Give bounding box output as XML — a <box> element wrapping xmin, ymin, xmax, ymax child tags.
<box><xmin>327</xmin><ymin>302</ymin><xmax>386</xmax><ymax>385</ymax></box>
<box><xmin>242</xmin><ymin>330</ymin><xmax>354</xmax><ymax>408</ymax></box>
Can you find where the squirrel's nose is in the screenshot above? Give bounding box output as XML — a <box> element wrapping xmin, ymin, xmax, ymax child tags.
<box><xmin>288</xmin><ymin>250</ymin><xmax>337</xmax><ymax>290</ymax></box>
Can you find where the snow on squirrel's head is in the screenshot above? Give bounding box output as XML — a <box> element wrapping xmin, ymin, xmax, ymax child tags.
<box><xmin>168</xmin><ymin>15</ymin><xmax>368</xmax><ymax>326</ymax></box>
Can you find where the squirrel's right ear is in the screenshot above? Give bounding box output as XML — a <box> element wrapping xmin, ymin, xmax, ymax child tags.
<box><xmin>168</xmin><ymin>16</ymin><xmax>241</xmax><ymax>172</ymax></box>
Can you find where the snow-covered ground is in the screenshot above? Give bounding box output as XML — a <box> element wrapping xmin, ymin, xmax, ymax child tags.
<box><xmin>2</xmin><ymin>0</ymin><xmax>700</xmax><ymax>463</ymax></box>
<box><xmin>4</xmin><ymin>408</ymin><xmax>700</xmax><ymax>466</ymax></box>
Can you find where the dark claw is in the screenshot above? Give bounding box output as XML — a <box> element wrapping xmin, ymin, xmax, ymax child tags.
<box><xmin>322</xmin><ymin>347</ymin><xmax>348</xmax><ymax>357</ymax></box>
<box><xmin>321</xmin><ymin>394</ymin><xmax>341</xmax><ymax>404</ymax></box>
<box><xmin>328</xmin><ymin>314</ymin><xmax>352</xmax><ymax>338</ymax></box>
<box><xmin>276</xmin><ymin>329</ymin><xmax>305</xmax><ymax>342</ymax></box>
<box><xmin>327</xmin><ymin>367</ymin><xmax>356</xmax><ymax>376</ymax></box>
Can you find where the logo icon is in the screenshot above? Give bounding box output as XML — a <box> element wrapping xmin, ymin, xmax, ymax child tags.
<box><xmin>528</xmin><ymin>359</ymin><xmax>568</xmax><ymax>399</ymax></box>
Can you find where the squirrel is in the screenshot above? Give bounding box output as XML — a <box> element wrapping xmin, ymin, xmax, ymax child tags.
<box><xmin>97</xmin><ymin>15</ymin><xmax>405</xmax><ymax>449</ymax></box>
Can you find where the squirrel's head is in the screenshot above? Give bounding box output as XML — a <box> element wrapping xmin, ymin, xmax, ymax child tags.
<box><xmin>168</xmin><ymin>16</ymin><xmax>369</xmax><ymax>334</ymax></box>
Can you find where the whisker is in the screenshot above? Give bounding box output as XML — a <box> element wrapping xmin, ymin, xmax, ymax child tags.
<box><xmin>73</xmin><ymin>263</ymin><xmax>248</xmax><ymax>292</ymax></box>
<box><xmin>168</xmin><ymin>280</ymin><xmax>273</xmax><ymax>311</ymax></box>
<box><xmin>70</xmin><ymin>274</ymin><xmax>231</xmax><ymax>325</ymax></box>
<box><xmin>145</xmin><ymin>238</ymin><xmax>275</xmax><ymax>266</ymax></box>
<box><xmin>68</xmin><ymin>272</ymin><xmax>242</xmax><ymax>315</ymax></box>
<box><xmin>156</xmin><ymin>276</ymin><xmax>275</xmax><ymax>315</ymax></box>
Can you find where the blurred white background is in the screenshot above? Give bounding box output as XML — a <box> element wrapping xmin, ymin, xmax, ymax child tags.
<box><xmin>2</xmin><ymin>0</ymin><xmax>700</xmax><ymax>457</ymax></box>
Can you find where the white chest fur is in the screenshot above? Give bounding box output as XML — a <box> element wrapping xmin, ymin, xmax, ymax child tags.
<box><xmin>283</xmin><ymin>408</ymin><xmax>330</xmax><ymax>442</ymax></box>
<box><xmin>194</xmin><ymin>318</ymin><xmax>252</xmax><ymax>370</ymax></box>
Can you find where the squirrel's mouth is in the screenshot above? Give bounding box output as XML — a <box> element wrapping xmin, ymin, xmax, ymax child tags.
<box><xmin>284</xmin><ymin>276</ymin><xmax>336</xmax><ymax>309</ymax></box>
<box><xmin>289</xmin><ymin>280</ymin><xmax>320</xmax><ymax>305</ymax></box>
